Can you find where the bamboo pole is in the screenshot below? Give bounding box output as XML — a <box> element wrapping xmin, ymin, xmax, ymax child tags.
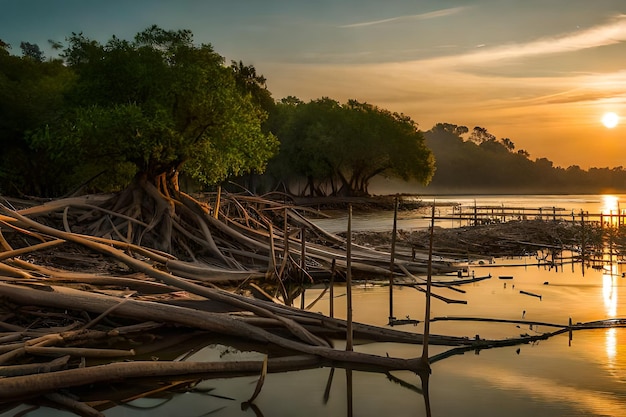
<box><xmin>421</xmin><ymin>203</ymin><xmax>435</xmax><ymax>364</ymax></box>
<box><xmin>346</xmin><ymin>204</ymin><xmax>353</xmax><ymax>352</ymax></box>
<box><xmin>389</xmin><ymin>195</ymin><xmax>398</xmax><ymax>323</ymax></box>
<box><xmin>580</xmin><ymin>210</ymin><xmax>586</xmax><ymax>276</ymax></box>
<box><xmin>300</xmin><ymin>226</ymin><xmax>306</xmax><ymax>310</ymax></box>
<box><xmin>330</xmin><ymin>259</ymin><xmax>336</xmax><ymax>318</ymax></box>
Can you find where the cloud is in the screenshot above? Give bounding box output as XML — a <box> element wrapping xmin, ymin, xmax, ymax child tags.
<box><xmin>543</xmin><ymin>91</ymin><xmax>624</xmax><ymax>105</ymax></box>
<box><xmin>427</xmin><ymin>14</ymin><xmax>626</xmax><ymax>67</ymax></box>
<box><xmin>339</xmin><ymin>6</ymin><xmax>466</xmax><ymax>28</ymax></box>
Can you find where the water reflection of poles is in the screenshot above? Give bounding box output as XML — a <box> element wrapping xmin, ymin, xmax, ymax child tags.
<box><xmin>346</xmin><ymin>369</ymin><xmax>353</xmax><ymax>417</ymax></box>
<box><xmin>389</xmin><ymin>196</ymin><xmax>399</xmax><ymax>324</ymax></box>
<box><xmin>419</xmin><ymin>371</ymin><xmax>432</xmax><ymax>417</ymax></box>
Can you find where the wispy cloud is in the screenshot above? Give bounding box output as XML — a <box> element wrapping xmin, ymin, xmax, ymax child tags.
<box><xmin>339</xmin><ymin>6</ymin><xmax>466</xmax><ymax>28</ymax></box>
<box><xmin>431</xmin><ymin>14</ymin><xmax>626</xmax><ymax>66</ymax></box>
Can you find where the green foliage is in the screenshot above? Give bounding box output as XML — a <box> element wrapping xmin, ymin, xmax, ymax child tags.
<box><xmin>19</xmin><ymin>26</ymin><xmax>278</xmax><ymax>194</ymax></box>
<box><xmin>19</xmin><ymin>42</ymin><xmax>44</xmax><ymax>62</ymax></box>
<box><xmin>0</xmin><ymin>47</ymin><xmax>75</xmax><ymax>196</ymax></box>
<box><xmin>266</xmin><ymin>98</ymin><xmax>434</xmax><ymax>196</ymax></box>
<box><xmin>0</xmin><ymin>27</ymin><xmax>279</xmax><ymax>196</ymax></box>
<box><xmin>230</xmin><ymin>60</ymin><xmax>275</xmax><ymax>115</ymax></box>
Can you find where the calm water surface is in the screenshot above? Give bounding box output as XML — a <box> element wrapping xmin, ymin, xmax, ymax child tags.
<box><xmin>312</xmin><ymin>193</ymin><xmax>626</xmax><ymax>233</ymax></box>
<box><xmin>9</xmin><ymin>194</ymin><xmax>626</xmax><ymax>417</ymax></box>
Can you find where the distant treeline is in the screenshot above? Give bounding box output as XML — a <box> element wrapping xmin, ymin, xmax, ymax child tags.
<box><xmin>420</xmin><ymin>123</ymin><xmax>626</xmax><ymax>194</ymax></box>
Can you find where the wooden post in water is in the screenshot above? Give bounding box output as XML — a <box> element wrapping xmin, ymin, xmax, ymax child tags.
<box><xmin>389</xmin><ymin>196</ymin><xmax>399</xmax><ymax>324</ymax></box>
<box><xmin>473</xmin><ymin>200</ymin><xmax>477</xmax><ymax>226</ymax></box>
<box><xmin>300</xmin><ymin>227</ymin><xmax>306</xmax><ymax>310</ymax></box>
<box><xmin>580</xmin><ymin>210</ymin><xmax>586</xmax><ymax>276</ymax></box>
<box><xmin>346</xmin><ymin>204</ymin><xmax>353</xmax><ymax>352</ymax></box>
<box><xmin>421</xmin><ymin>203</ymin><xmax>435</xmax><ymax>364</ymax></box>
<box><xmin>329</xmin><ymin>259</ymin><xmax>336</xmax><ymax>318</ymax></box>
<box><xmin>568</xmin><ymin>317</ymin><xmax>573</xmax><ymax>346</ymax></box>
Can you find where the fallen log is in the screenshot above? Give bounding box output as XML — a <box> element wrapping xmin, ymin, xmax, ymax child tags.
<box><xmin>0</xmin><ymin>282</ymin><xmax>429</xmax><ymax>374</ymax></box>
<box><xmin>0</xmin><ymin>206</ymin><xmax>330</xmax><ymax>348</ymax></box>
<box><xmin>0</xmin><ymin>355</ymin><xmax>329</xmax><ymax>402</ymax></box>
<box><xmin>520</xmin><ymin>290</ymin><xmax>542</xmax><ymax>300</ymax></box>
<box><xmin>0</xmin><ymin>356</ymin><xmax>70</xmax><ymax>379</ymax></box>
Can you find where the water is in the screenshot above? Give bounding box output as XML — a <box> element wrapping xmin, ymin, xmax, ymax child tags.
<box><xmin>7</xmin><ymin>194</ymin><xmax>626</xmax><ymax>417</ymax></box>
<box><xmin>311</xmin><ymin>194</ymin><xmax>625</xmax><ymax>233</ymax></box>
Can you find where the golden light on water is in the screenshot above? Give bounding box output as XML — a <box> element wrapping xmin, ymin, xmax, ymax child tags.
<box><xmin>601</xmin><ymin>195</ymin><xmax>619</xmax><ymax>215</ymax></box>
<box><xmin>464</xmin><ymin>366</ymin><xmax>626</xmax><ymax>415</ymax></box>
<box><xmin>602</xmin><ymin>272</ymin><xmax>617</xmax><ymax>317</ymax></box>
<box><xmin>606</xmin><ymin>328</ymin><xmax>617</xmax><ymax>363</ymax></box>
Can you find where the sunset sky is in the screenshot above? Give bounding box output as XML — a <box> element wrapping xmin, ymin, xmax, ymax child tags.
<box><xmin>2</xmin><ymin>0</ymin><xmax>626</xmax><ymax>169</ymax></box>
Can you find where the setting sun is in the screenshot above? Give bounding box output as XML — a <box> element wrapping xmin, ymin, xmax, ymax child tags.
<box><xmin>602</xmin><ymin>112</ymin><xmax>619</xmax><ymax>129</ymax></box>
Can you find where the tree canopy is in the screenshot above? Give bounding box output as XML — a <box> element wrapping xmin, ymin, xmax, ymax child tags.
<box><xmin>0</xmin><ymin>41</ymin><xmax>74</xmax><ymax>196</ymax></box>
<box><xmin>1</xmin><ymin>26</ymin><xmax>279</xmax><ymax>196</ymax></box>
<box><xmin>63</xmin><ymin>26</ymin><xmax>277</xmax><ymax>189</ymax></box>
<box><xmin>266</xmin><ymin>98</ymin><xmax>434</xmax><ymax>196</ymax></box>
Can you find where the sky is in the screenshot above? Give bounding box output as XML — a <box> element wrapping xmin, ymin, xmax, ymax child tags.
<box><xmin>2</xmin><ymin>0</ymin><xmax>626</xmax><ymax>169</ymax></box>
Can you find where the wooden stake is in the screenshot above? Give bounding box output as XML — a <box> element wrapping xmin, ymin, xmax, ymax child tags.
<box><xmin>330</xmin><ymin>259</ymin><xmax>336</xmax><ymax>318</ymax></box>
<box><xmin>389</xmin><ymin>195</ymin><xmax>398</xmax><ymax>323</ymax></box>
<box><xmin>580</xmin><ymin>210</ymin><xmax>586</xmax><ymax>276</ymax></box>
<box><xmin>421</xmin><ymin>203</ymin><xmax>435</xmax><ymax>363</ymax></box>
<box><xmin>300</xmin><ymin>227</ymin><xmax>306</xmax><ymax>310</ymax></box>
<box><xmin>346</xmin><ymin>204</ymin><xmax>353</xmax><ymax>352</ymax></box>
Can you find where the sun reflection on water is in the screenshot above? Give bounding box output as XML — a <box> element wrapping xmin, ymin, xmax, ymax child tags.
<box><xmin>606</xmin><ymin>327</ymin><xmax>616</xmax><ymax>363</ymax></box>
<box><xmin>602</xmin><ymin>268</ymin><xmax>625</xmax><ymax>385</ymax></box>
<box><xmin>602</xmin><ymin>272</ymin><xmax>618</xmax><ymax>317</ymax></box>
<box><xmin>601</xmin><ymin>195</ymin><xmax>619</xmax><ymax>215</ymax></box>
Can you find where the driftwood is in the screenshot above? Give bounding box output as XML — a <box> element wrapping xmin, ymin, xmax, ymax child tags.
<box><xmin>0</xmin><ymin>194</ymin><xmax>624</xmax><ymax>415</ymax></box>
<box><xmin>0</xmin><ymin>195</ymin><xmax>446</xmax><ymax>411</ymax></box>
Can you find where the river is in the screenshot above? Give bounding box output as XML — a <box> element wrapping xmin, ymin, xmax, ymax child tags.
<box><xmin>8</xmin><ymin>194</ymin><xmax>626</xmax><ymax>417</ymax></box>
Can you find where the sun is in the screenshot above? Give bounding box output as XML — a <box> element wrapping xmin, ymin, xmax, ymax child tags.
<box><xmin>602</xmin><ymin>112</ymin><xmax>619</xmax><ymax>128</ymax></box>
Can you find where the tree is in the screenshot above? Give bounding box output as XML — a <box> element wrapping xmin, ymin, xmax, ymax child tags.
<box><xmin>230</xmin><ymin>60</ymin><xmax>275</xmax><ymax>114</ymax></box>
<box><xmin>34</xmin><ymin>26</ymin><xmax>279</xmax><ymax>192</ymax></box>
<box><xmin>0</xmin><ymin>43</ymin><xmax>74</xmax><ymax>196</ymax></box>
<box><xmin>500</xmin><ymin>137</ymin><xmax>515</xmax><ymax>151</ymax></box>
<box><xmin>266</xmin><ymin>97</ymin><xmax>342</xmax><ymax>196</ymax></box>
<box><xmin>267</xmin><ymin>98</ymin><xmax>434</xmax><ymax>196</ymax></box>
<box><xmin>338</xmin><ymin>100</ymin><xmax>434</xmax><ymax>195</ymax></box>
<box><xmin>469</xmin><ymin>126</ymin><xmax>495</xmax><ymax>144</ymax></box>
<box><xmin>19</xmin><ymin>42</ymin><xmax>44</xmax><ymax>61</ymax></box>
<box><xmin>24</xmin><ymin>26</ymin><xmax>279</xmax><ymax>255</ymax></box>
